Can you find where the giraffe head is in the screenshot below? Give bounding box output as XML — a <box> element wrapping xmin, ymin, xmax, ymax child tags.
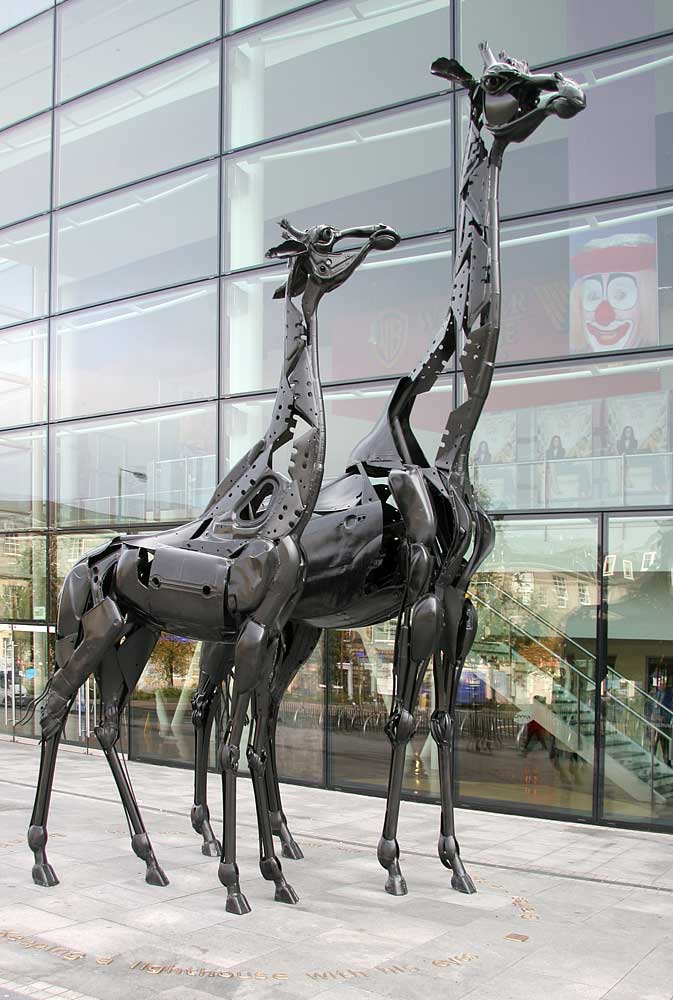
<box><xmin>431</xmin><ymin>42</ymin><xmax>585</xmax><ymax>145</ymax></box>
<box><xmin>266</xmin><ymin>219</ymin><xmax>400</xmax><ymax>300</ymax></box>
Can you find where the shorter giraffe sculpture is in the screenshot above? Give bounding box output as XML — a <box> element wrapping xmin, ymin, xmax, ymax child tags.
<box><xmin>189</xmin><ymin>44</ymin><xmax>587</xmax><ymax>899</ymax></box>
<box><xmin>26</xmin><ymin>219</ymin><xmax>400</xmax><ymax>914</ymax></box>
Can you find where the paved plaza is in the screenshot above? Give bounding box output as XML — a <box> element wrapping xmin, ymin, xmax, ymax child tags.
<box><xmin>1</xmin><ymin>740</ymin><xmax>673</xmax><ymax>1000</ymax></box>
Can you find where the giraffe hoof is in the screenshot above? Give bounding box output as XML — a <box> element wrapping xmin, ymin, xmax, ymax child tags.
<box><xmin>384</xmin><ymin>873</ymin><xmax>408</xmax><ymax>896</ymax></box>
<box><xmin>274</xmin><ymin>881</ymin><xmax>299</xmax><ymax>904</ymax></box>
<box><xmin>32</xmin><ymin>862</ymin><xmax>59</xmax><ymax>887</ymax></box>
<box><xmin>202</xmin><ymin>839</ymin><xmax>221</xmax><ymax>858</ymax></box>
<box><xmin>451</xmin><ymin>872</ymin><xmax>476</xmax><ymax>895</ymax></box>
<box><xmin>281</xmin><ymin>839</ymin><xmax>304</xmax><ymax>861</ymax></box>
<box><xmin>226</xmin><ymin>891</ymin><xmax>251</xmax><ymax>915</ymax></box>
<box><xmin>146</xmin><ymin>865</ymin><xmax>169</xmax><ymax>887</ymax></box>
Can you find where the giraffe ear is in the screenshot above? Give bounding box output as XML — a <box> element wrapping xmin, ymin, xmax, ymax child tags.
<box><xmin>431</xmin><ymin>57</ymin><xmax>475</xmax><ymax>87</ymax></box>
<box><xmin>266</xmin><ymin>238</ymin><xmax>306</xmax><ymax>259</ymax></box>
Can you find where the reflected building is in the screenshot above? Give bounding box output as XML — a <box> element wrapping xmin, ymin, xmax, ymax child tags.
<box><xmin>0</xmin><ymin>0</ymin><xmax>673</xmax><ymax>832</ymax></box>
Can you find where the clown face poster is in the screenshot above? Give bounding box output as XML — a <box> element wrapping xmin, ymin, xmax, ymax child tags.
<box><xmin>569</xmin><ymin>227</ymin><xmax>659</xmax><ymax>354</ymax></box>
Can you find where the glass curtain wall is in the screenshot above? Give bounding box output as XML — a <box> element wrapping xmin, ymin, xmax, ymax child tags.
<box><xmin>0</xmin><ymin>0</ymin><xmax>672</xmax><ymax>831</ymax></box>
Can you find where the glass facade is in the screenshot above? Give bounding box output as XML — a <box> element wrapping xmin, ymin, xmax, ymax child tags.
<box><xmin>2</xmin><ymin>0</ymin><xmax>673</xmax><ymax>833</ymax></box>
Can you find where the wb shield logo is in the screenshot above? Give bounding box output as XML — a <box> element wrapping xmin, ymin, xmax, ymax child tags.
<box><xmin>370</xmin><ymin>309</ymin><xmax>408</xmax><ymax>368</ymax></box>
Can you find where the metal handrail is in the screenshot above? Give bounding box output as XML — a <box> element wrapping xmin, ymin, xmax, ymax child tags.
<box><xmin>470</xmin><ymin>591</ymin><xmax>670</xmax><ymax>743</ymax></box>
<box><xmin>473</xmin><ymin>579</ymin><xmax>673</xmax><ymax>724</ymax></box>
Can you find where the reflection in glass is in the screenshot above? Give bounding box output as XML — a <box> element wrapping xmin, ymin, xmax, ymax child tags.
<box><xmin>53</xmin><ymin>163</ymin><xmax>219</xmax><ymax>312</ymax></box>
<box><xmin>51</xmin><ymin>403</ymin><xmax>217</xmax><ymax>527</ymax></box>
<box><xmin>0</xmin><ymin>114</ymin><xmax>51</xmax><ymax>227</ymax></box>
<box><xmin>0</xmin><ymin>217</ymin><xmax>49</xmax><ymax>328</ymax></box>
<box><xmin>0</xmin><ymin>321</ymin><xmax>47</xmax><ymax>428</ymax></box>
<box><xmin>224</xmin><ymin>99</ymin><xmax>452</xmax><ymax>270</ymax></box>
<box><xmin>220</xmin><ymin>379</ymin><xmax>453</xmax><ymax>480</ymax></box>
<box><xmin>50</xmin><ymin>531</ymin><xmax>115</xmax><ymax>610</ymax></box>
<box><xmin>328</xmin><ymin>623</ymin><xmax>437</xmax><ymax>796</ymax></box>
<box><xmin>56</xmin><ymin>0</ymin><xmax>221</xmax><ymax>102</ymax></box>
<box><xmin>222</xmin><ymin>236</ymin><xmax>453</xmax><ymax>393</ymax></box>
<box><xmin>130</xmin><ymin>635</ymin><xmax>203</xmax><ymax>764</ymax></box>
<box><xmin>603</xmin><ymin>515</ymin><xmax>673</xmax><ymax>827</ymax></box>
<box><xmin>227</xmin><ymin>0</ymin><xmax>317</xmax><ymax>31</ymax></box>
<box><xmin>469</xmin><ymin>355</ymin><xmax>673</xmax><ymax>511</ymax></box>
<box><xmin>499</xmin><ymin>196</ymin><xmax>673</xmax><ymax>365</ymax></box>
<box><xmin>275</xmin><ymin>639</ymin><xmax>325</xmax><ymax>784</ymax></box>
<box><xmin>226</xmin><ymin>0</ymin><xmax>450</xmax><ymax>148</ymax></box>
<box><xmin>0</xmin><ymin>13</ymin><xmax>53</xmax><ymax>130</ymax></box>
<box><xmin>460</xmin><ymin>0</ymin><xmax>673</xmax><ymax>70</ymax></box>
<box><xmin>0</xmin><ymin>1</ymin><xmax>52</xmax><ymax>35</ymax></box>
<box><xmin>52</xmin><ymin>282</ymin><xmax>218</xmax><ymax>420</ymax></box>
<box><xmin>0</xmin><ymin>625</ymin><xmax>50</xmax><ymax>740</ymax></box>
<box><xmin>0</xmin><ymin>535</ymin><xmax>46</xmax><ymax>621</ymax></box>
<box><xmin>459</xmin><ymin>517</ymin><xmax>598</xmax><ymax>816</ymax></box>
<box><xmin>0</xmin><ymin>427</ymin><xmax>46</xmax><ymax>529</ymax></box>
<box><xmin>55</xmin><ymin>45</ymin><xmax>220</xmax><ymax>206</ymax></box>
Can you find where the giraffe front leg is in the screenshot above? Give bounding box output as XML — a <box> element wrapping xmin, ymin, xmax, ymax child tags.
<box><xmin>378</xmin><ymin>594</ymin><xmax>439</xmax><ymax>896</ymax></box>
<box><xmin>192</xmin><ymin>643</ymin><xmax>234</xmax><ymax>857</ymax></box>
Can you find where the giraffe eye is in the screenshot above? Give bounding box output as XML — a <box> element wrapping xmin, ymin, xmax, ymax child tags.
<box><xmin>318</xmin><ymin>227</ymin><xmax>333</xmax><ymax>243</ymax></box>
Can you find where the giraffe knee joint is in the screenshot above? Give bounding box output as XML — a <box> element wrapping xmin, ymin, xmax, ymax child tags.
<box><xmin>246</xmin><ymin>747</ymin><xmax>266</xmax><ymax>777</ymax></box>
<box><xmin>218</xmin><ymin>743</ymin><xmax>240</xmax><ymax>773</ymax></box>
<box><xmin>260</xmin><ymin>856</ymin><xmax>283</xmax><ymax>883</ymax></box>
<box><xmin>431</xmin><ymin>710</ymin><xmax>453</xmax><ymax>747</ymax></box>
<box><xmin>27</xmin><ymin>825</ymin><xmax>47</xmax><ymax>852</ymax></box>
<box><xmin>131</xmin><ymin>833</ymin><xmax>154</xmax><ymax>863</ymax></box>
<box><xmin>385</xmin><ymin>707</ymin><xmax>415</xmax><ymax>745</ymax></box>
<box><xmin>191</xmin><ymin>689</ymin><xmax>212</xmax><ymax>728</ymax></box>
<box><xmin>94</xmin><ymin>704</ymin><xmax>120</xmax><ymax>751</ymax></box>
<box><xmin>377</xmin><ymin>837</ymin><xmax>399</xmax><ymax>869</ymax></box>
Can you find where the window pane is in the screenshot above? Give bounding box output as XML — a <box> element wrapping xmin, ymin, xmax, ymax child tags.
<box><xmin>0</xmin><ymin>625</ymin><xmax>50</xmax><ymax>741</ymax></box>
<box><xmin>53</xmin><ymin>162</ymin><xmax>219</xmax><ymax>312</ymax></box>
<box><xmin>227</xmin><ymin>0</ymin><xmax>316</xmax><ymax>31</ymax></box>
<box><xmin>0</xmin><ymin>535</ymin><xmax>47</xmax><ymax>621</ymax></box>
<box><xmin>52</xmin><ymin>403</ymin><xmax>217</xmax><ymax>527</ymax></box>
<box><xmin>226</xmin><ymin>0</ymin><xmax>450</xmax><ymax>148</ymax></box>
<box><xmin>0</xmin><ymin>12</ymin><xmax>53</xmax><ymax>129</ymax></box>
<box><xmin>130</xmin><ymin>635</ymin><xmax>204</xmax><ymax>764</ymax></box>
<box><xmin>0</xmin><ymin>217</ymin><xmax>49</xmax><ymax>329</ymax></box>
<box><xmin>0</xmin><ymin>427</ymin><xmax>46</xmax><ymax>528</ymax></box>
<box><xmin>52</xmin><ymin>282</ymin><xmax>218</xmax><ymax>420</ymax></box>
<box><xmin>0</xmin><ymin>322</ymin><xmax>47</xmax><ymax>428</ymax></box>
<box><xmin>222</xmin><ymin>235</ymin><xmax>453</xmax><ymax>393</ymax></box>
<box><xmin>458</xmin><ymin>516</ymin><xmax>598</xmax><ymax>817</ymax></box>
<box><xmin>56</xmin><ymin>0</ymin><xmax>220</xmax><ymax>102</ymax></box>
<box><xmin>470</xmin><ymin>354</ymin><xmax>673</xmax><ymax>511</ymax></box>
<box><xmin>0</xmin><ymin>113</ymin><xmax>50</xmax><ymax>227</ymax></box>
<box><xmin>603</xmin><ymin>515</ymin><xmax>673</xmax><ymax>828</ymax></box>
<box><xmin>460</xmin><ymin>0</ymin><xmax>673</xmax><ymax>69</ymax></box>
<box><xmin>54</xmin><ymin>45</ymin><xmax>220</xmax><ymax>206</ymax></box>
<box><xmin>275</xmin><ymin>644</ymin><xmax>325</xmax><ymax>783</ymax></box>
<box><xmin>328</xmin><ymin>622</ymin><xmax>438</xmax><ymax>797</ymax></box>
<box><xmin>224</xmin><ymin>99</ymin><xmax>452</xmax><ymax>270</ymax></box>
<box><xmin>220</xmin><ymin>378</ymin><xmax>452</xmax><ymax>480</ymax></box>
<box><xmin>498</xmin><ymin>195</ymin><xmax>673</xmax><ymax>365</ymax></box>
<box><xmin>492</xmin><ymin>39</ymin><xmax>673</xmax><ymax>218</ymax></box>
<box><xmin>0</xmin><ymin>2</ymin><xmax>52</xmax><ymax>35</ymax></box>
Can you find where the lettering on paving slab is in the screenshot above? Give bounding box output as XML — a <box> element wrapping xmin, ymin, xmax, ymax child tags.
<box><xmin>0</xmin><ymin>929</ymin><xmax>84</xmax><ymax>962</ymax></box>
<box><xmin>512</xmin><ymin>896</ymin><xmax>539</xmax><ymax>920</ymax></box>
<box><xmin>130</xmin><ymin>962</ymin><xmax>288</xmax><ymax>980</ymax></box>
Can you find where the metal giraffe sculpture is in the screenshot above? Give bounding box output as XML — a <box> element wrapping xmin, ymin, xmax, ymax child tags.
<box><xmin>189</xmin><ymin>44</ymin><xmax>586</xmax><ymax>899</ymax></box>
<box><xmin>26</xmin><ymin>220</ymin><xmax>400</xmax><ymax>913</ymax></box>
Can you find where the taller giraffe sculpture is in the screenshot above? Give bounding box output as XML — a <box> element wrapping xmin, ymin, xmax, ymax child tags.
<box><xmin>189</xmin><ymin>44</ymin><xmax>586</xmax><ymax>899</ymax></box>
<box><xmin>26</xmin><ymin>219</ymin><xmax>400</xmax><ymax>914</ymax></box>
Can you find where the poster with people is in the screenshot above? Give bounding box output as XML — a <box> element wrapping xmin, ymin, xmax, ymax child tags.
<box><xmin>534</xmin><ymin>403</ymin><xmax>593</xmax><ymax>505</ymax></box>
<box><xmin>606</xmin><ymin>391</ymin><xmax>669</xmax><ymax>500</ymax></box>
<box><xmin>471</xmin><ymin>410</ymin><xmax>517</xmax><ymax>509</ymax></box>
<box><xmin>569</xmin><ymin>227</ymin><xmax>659</xmax><ymax>354</ymax></box>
